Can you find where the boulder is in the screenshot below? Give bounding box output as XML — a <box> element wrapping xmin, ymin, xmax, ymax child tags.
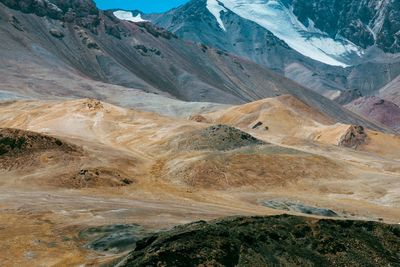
<box><xmin>49</xmin><ymin>28</ymin><xmax>64</xmax><ymax>38</ymax></box>
<box><xmin>339</xmin><ymin>125</ymin><xmax>367</xmax><ymax>149</ymax></box>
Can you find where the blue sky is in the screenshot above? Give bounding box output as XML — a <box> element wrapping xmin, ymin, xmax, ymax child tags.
<box><xmin>94</xmin><ymin>0</ymin><xmax>189</xmax><ymax>13</ymax></box>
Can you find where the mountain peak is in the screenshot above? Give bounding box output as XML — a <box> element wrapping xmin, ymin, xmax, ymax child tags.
<box><xmin>203</xmin><ymin>0</ymin><xmax>363</xmax><ymax>67</ymax></box>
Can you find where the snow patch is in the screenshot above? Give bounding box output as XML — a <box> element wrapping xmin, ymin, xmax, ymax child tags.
<box><xmin>366</xmin><ymin>25</ymin><xmax>377</xmax><ymax>42</ymax></box>
<box><xmin>218</xmin><ymin>0</ymin><xmax>363</xmax><ymax>67</ymax></box>
<box><xmin>113</xmin><ymin>10</ymin><xmax>147</xmax><ymax>23</ymax></box>
<box><xmin>206</xmin><ymin>0</ymin><xmax>227</xmax><ymax>31</ymax></box>
<box><xmin>370</xmin><ymin>0</ymin><xmax>390</xmax><ymax>38</ymax></box>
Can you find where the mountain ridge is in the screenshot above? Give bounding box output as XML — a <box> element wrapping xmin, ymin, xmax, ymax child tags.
<box><xmin>144</xmin><ymin>0</ymin><xmax>400</xmax><ymax>101</ymax></box>
<box><xmin>0</xmin><ymin>0</ymin><xmax>389</xmax><ymax>132</ymax></box>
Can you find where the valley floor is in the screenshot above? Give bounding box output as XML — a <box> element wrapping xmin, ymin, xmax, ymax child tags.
<box><xmin>0</xmin><ymin>97</ymin><xmax>399</xmax><ymax>266</ymax></box>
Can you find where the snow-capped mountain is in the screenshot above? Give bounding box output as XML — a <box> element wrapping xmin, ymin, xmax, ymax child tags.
<box><xmin>203</xmin><ymin>0</ymin><xmax>400</xmax><ymax>63</ymax></box>
<box><xmin>290</xmin><ymin>0</ymin><xmax>400</xmax><ymax>53</ymax></box>
<box><xmin>147</xmin><ymin>0</ymin><xmax>400</xmax><ymax>101</ymax></box>
<box><xmin>205</xmin><ymin>0</ymin><xmax>362</xmax><ymax>67</ymax></box>
<box><xmin>0</xmin><ymin>0</ymin><xmax>383</xmax><ymax>130</ymax></box>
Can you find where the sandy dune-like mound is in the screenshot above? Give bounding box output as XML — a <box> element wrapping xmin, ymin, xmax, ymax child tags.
<box><xmin>0</xmin><ymin>98</ymin><xmax>202</xmax><ymax>154</ymax></box>
<box><xmin>60</xmin><ymin>167</ymin><xmax>135</xmax><ymax>189</ymax></box>
<box><xmin>165</xmin><ymin>147</ymin><xmax>346</xmax><ymax>190</ymax></box>
<box><xmin>200</xmin><ymin>95</ymin><xmax>335</xmax><ymax>142</ymax></box>
<box><xmin>314</xmin><ymin>124</ymin><xmax>367</xmax><ymax>148</ymax></box>
<box><xmin>314</xmin><ymin>124</ymin><xmax>400</xmax><ymax>158</ymax></box>
<box><xmin>0</xmin><ymin>97</ymin><xmax>399</xmax><ymax>266</ymax></box>
<box><xmin>197</xmin><ymin>95</ymin><xmax>400</xmax><ymax>159</ymax></box>
<box><xmin>1</xmin><ymin>97</ymin><xmax>399</xmax><ymax>192</ymax></box>
<box><xmin>359</xmin><ymin>130</ymin><xmax>400</xmax><ymax>159</ymax></box>
<box><xmin>204</xmin><ymin>95</ymin><xmax>334</xmax><ymax>126</ymax></box>
<box><xmin>0</xmin><ymin>97</ymin><xmax>398</xmax><ymax>193</ymax></box>
<box><xmin>0</xmin><ymin>98</ymin><xmax>352</xmax><ymax>192</ymax></box>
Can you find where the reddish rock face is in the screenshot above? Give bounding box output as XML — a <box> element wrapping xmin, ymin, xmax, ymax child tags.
<box><xmin>345</xmin><ymin>96</ymin><xmax>400</xmax><ymax>132</ymax></box>
<box><xmin>339</xmin><ymin>125</ymin><xmax>367</xmax><ymax>149</ymax></box>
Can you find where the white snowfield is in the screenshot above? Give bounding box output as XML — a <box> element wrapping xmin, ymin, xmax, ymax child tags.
<box><xmin>206</xmin><ymin>0</ymin><xmax>363</xmax><ymax>67</ymax></box>
<box><xmin>207</xmin><ymin>0</ymin><xmax>228</xmax><ymax>31</ymax></box>
<box><xmin>113</xmin><ymin>10</ymin><xmax>148</xmax><ymax>23</ymax></box>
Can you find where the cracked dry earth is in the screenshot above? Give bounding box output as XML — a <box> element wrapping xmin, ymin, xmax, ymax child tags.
<box><xmin>0</xmin><ymin>96</ymin><xmax>399</xmax><ymax>266</ymax></box>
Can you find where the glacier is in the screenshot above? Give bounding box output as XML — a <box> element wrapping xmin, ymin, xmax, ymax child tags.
<box><xmin>207</xmin><ymin>0</ymin><xmax>228</xmax><ymax>31</ymax></box>
<box><xmin>207</xmin><ymin>0</ymin><xmax>363</xmax><ymax>67</ymax></box>
<box><xmin>114</xmin><ymin>10</ymin><xmax>148</xmax><ymax>23</ymax></box>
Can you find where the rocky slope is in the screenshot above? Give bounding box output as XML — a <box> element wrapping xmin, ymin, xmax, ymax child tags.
<box><xmin>0</xmin><ymin>0</ymin><xmax>388</xmax><ymax>131</ymax></box>
<box><xmin>345</xmin><ymin>96</ymin><xmax>400</xmax><ymax>132</ymax></box>
<box><xmin>144</xmin><ymin>0</ymin><xmax>400</xmax><ymax>131</ymax></box>
<box><xmin>118</xmin><ymin>215</ymin><xmax>400</xmax><ymax>267</ymax></box>
<box><xmin>147</xmin><ymin>0</ymin><xmax>363</xmax><ymax>67</ymax></box>
<box><xmin>0</xmin><ymin>0</ymin><xmax>322</xmax><ymax>104</ymax></box>
<box><xmin>291</xmin><ymin>0</ymin><xmax>400</xmax><ymax>53</ymax></box>
<box><xmin>379</xmin><ymin>73</ymin><xmax>400</xmax><ymax>106</ymax></box>
<box><xmin>0</xmin><ymin>1</ymin><xmax>399</xmax><ymax>266</ymax></box>
<box><xmin>146</xmin><ymin>0</ymin><xmax>400</xmax><ymax>98</ymax></box>
<box><xmin>170</xmin><ymin>124</ymin><xmax>266</xmax><ymax>151</ymax></box>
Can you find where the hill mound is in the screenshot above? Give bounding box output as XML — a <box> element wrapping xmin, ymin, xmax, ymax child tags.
<box><xmin>0</xmin><ymin>128</ymin><xmax>79</xmax><ymax>156</ymax></box>
<box><xmin>166</xmin><ymin>149</ymin><xmax>346</xmax><ymax>190</ymax></box>
<box><xmin>171</xmin><ymin>125</ymin><xmax>265</xmax><ymax>151</ymax></box>
<box><xmin>0</xmin><ymin>128</ymin><xmax>138</xmax><ymax>189</ymax></box>
<box><xmin>201</xmin><ymin>95</ymin><xmax>337</xmax><ymax>140</ymax></box>
<box><xmin>119</xmin><ymin>215</ymin><xmax>400</xmax><ymax>267</ymax></box>
<box><xmin>0</xmin><ymin>128</ymin><xmax>85</xmax><ymax>179</ymax></box>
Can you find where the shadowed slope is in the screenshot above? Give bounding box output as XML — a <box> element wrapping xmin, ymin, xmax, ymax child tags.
<box><xmin>119</xmin><ymin>215</ymin><xmax>400</xmax><ymax>267</ymax></box>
